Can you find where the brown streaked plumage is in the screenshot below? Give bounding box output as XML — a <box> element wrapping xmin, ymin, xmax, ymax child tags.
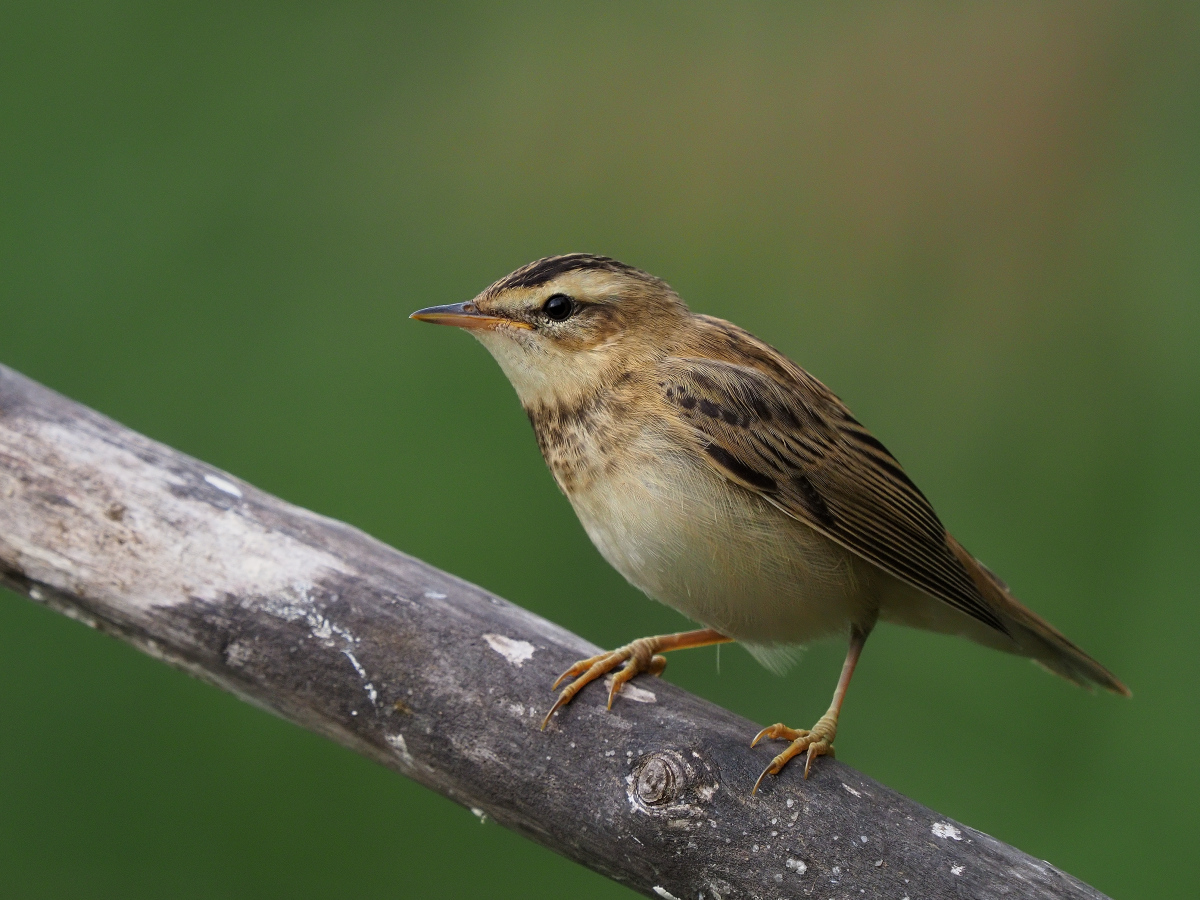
<box><xmin>412</xmin><ymin>253</ymin><xmax>1129</xmax><ymax>790</ymax></box>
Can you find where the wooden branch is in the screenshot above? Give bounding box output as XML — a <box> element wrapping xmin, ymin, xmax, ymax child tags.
<box><xmin>0</xmin><ymin>362</ymin><xmax>1108</xmax><ymax>900</ymax></box>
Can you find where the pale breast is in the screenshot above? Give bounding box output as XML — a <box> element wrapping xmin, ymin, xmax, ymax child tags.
<box><xmin>563</xmin><ymin>436</ymin><xmax>877</xmax><ymax>647</ymax></box>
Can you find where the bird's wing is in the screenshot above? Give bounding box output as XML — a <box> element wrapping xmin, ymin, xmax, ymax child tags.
<box><xmin>660</xmin><ymin>354</ymin><xmax>1007</xmax><ymax>633</ymax></box>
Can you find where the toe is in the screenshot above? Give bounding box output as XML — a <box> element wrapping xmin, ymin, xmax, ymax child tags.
<box><xmin>607</xmin><ymin>659</ymin><xmax>638</xmax><ymax>708</ymax></box>
<box><xmin>551</xmin><ymin>653</ymin><xmax>607</xmax><ymax>690</ymax></box>
<box><xmin>751</xmin><ymin>723</ymin><xmax>806</xmax><ymax>747</ymax></box>
<box><xmin>752</xmin><ymin>763</ymin><xmax>774</xmax><ymax>795</ymax></box>
<box><xmin>802</xmin><ymin>742</ymin><xmax>824</xmax><ymax>779</ymax></box>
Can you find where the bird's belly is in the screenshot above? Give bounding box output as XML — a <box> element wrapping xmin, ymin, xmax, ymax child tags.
<box><xmin>567</xmin><ymin>452</ymin><xmax>874</xmax><ymax>646</ymax></box>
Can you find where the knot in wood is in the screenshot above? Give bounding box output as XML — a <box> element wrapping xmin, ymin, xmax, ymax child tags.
<box><xmin>635</xmin><ymin>754</ymin><xmax>677</xmax><ymax>806</ymax></box>
<box><xmin>628</xmin><ymin>749</ymin><xmax>720</xmax><ymax>820</ymax></box>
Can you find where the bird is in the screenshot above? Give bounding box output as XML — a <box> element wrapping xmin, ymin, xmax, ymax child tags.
<box><xmin>411</xmin><ymin>253</ymin><xmax>1129</xmax><ymax>791</ymax></box>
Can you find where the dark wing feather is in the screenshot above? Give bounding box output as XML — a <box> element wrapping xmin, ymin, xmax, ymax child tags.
<box><xmin>661</xmin><ymin>355</ymin><xmax>1007</xmax><ymax>633</ymax></box>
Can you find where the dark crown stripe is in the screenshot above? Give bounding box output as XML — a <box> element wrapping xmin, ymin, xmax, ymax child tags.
<box><xmin>492</xmin><ymin>254</ymin><xmax>646</xmax><ymax>293</ymax></box>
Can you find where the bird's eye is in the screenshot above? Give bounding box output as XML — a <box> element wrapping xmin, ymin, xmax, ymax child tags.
<box><xmin>542</xmin><ymin>294</ymin><xmax>574</xmax><ymax>322</ymax></box>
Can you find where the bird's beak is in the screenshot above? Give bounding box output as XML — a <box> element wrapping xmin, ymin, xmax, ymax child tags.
<box><xmin>409</xmin><ymin>302</ymin><xmax>531</xmax><ymax>331</ymax></box>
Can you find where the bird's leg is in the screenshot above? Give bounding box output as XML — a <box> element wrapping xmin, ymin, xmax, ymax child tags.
<box><xmin>751</xmin><ymin>623</ymin><xmax>872</xmax><ymax>793</ymax></box>
<box><xmin>541</xmin><ymin>628</ymin><xmax>731</xmax><ymax>729</ymax></box>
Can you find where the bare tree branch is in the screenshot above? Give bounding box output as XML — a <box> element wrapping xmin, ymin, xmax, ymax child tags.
<box><xmin>0</xmin><ymin>363</ymin><xmax>1108</xmax><ymax>900</ymax></box>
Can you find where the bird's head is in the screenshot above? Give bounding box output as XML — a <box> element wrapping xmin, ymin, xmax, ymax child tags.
<box><xmin>411</xmin><ymin>254</ymin><xmax>690</xmax><ymax>407</ymax></box>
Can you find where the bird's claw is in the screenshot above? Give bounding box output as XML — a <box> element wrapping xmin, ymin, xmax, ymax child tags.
<box><xmin>750</xmin><ymin>717</ymin><xmax>837</xmax><ymax>793</ymax></box>
<box><xmin>541</xmin><ymin>639</ymin><xmax>667</xmax><ymax>729</ymax></box>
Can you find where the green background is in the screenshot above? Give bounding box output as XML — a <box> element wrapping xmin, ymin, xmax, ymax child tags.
<box><xmin>2</xmin><ymin>3</ymin><xmax>1196</xmax><ymax>897</ymax></box>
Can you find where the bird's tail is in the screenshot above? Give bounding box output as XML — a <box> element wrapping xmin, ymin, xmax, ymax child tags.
<box><xmin>946</xmin><ymin>537</ymin><xmax>1131</xmax><ymax>696</ymax></box>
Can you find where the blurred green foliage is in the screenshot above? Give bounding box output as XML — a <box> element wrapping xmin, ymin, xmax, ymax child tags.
<box><xmin>2</xmin><ymin>3</ymin><xmax>1197</xmax><ymax>897</ymax></box>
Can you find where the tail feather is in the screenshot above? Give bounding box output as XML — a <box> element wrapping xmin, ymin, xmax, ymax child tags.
<box><xmin>946</xmin><ymin>537</ymin><xmax>1131</xmax><ymax>697</ymax></box>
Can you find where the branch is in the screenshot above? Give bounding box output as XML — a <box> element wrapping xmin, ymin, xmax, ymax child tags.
<box><xmin>0</xmin><ymin>362</ymin><xmax>1107</xmax><ymax>900</ymax></box>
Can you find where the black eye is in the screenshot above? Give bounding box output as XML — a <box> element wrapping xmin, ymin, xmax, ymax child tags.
<box><xmin>542</xmin><ymin>294</ymin><xmax>574</xmax><ymax>322</ymax></box>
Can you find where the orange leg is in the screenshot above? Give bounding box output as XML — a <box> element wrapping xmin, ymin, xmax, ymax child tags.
<box><xmin>541</xmin><ymin>628</ymin><xmax>731</xmax><ymax>729</ymax></box>
<box><xmin>751</xmin><ymin>623</ymin><xmax>871</xmax><ymax>793</ymax></box>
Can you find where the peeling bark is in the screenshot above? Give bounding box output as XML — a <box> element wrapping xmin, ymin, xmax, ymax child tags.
<box><xmin>0</xmin><ymin>363</ymin><xmax>1108</xmax><ymax>900</ymax></box>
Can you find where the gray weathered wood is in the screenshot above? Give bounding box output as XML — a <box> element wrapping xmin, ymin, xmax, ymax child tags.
<box><xmin>0</xmin><ymin>362</ymin><xmax>1108</xmax><ymax>900</ymax></box>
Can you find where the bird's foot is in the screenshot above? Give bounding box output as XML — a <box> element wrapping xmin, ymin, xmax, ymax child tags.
<box><xmin>541</xmin><ymin>637</ymin><xmax>668</xmax><ymax>729</ymax></box>
<box><xmin>750</xmin><ymin>712</ymin><xmax>838</xmax><ymax>793</ymax></box>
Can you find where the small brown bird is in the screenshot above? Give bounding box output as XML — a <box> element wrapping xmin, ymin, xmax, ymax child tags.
<box><xmin>412</xmin><ymin>254</ymin><xmax>1129</xmax><ymax>791</ymax></box>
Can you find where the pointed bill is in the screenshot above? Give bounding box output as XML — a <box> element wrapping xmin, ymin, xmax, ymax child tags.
<box><xmin>410</xmin><ymin>302</ymin><xmax>531</xmax><ymax>331</ymax></box>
